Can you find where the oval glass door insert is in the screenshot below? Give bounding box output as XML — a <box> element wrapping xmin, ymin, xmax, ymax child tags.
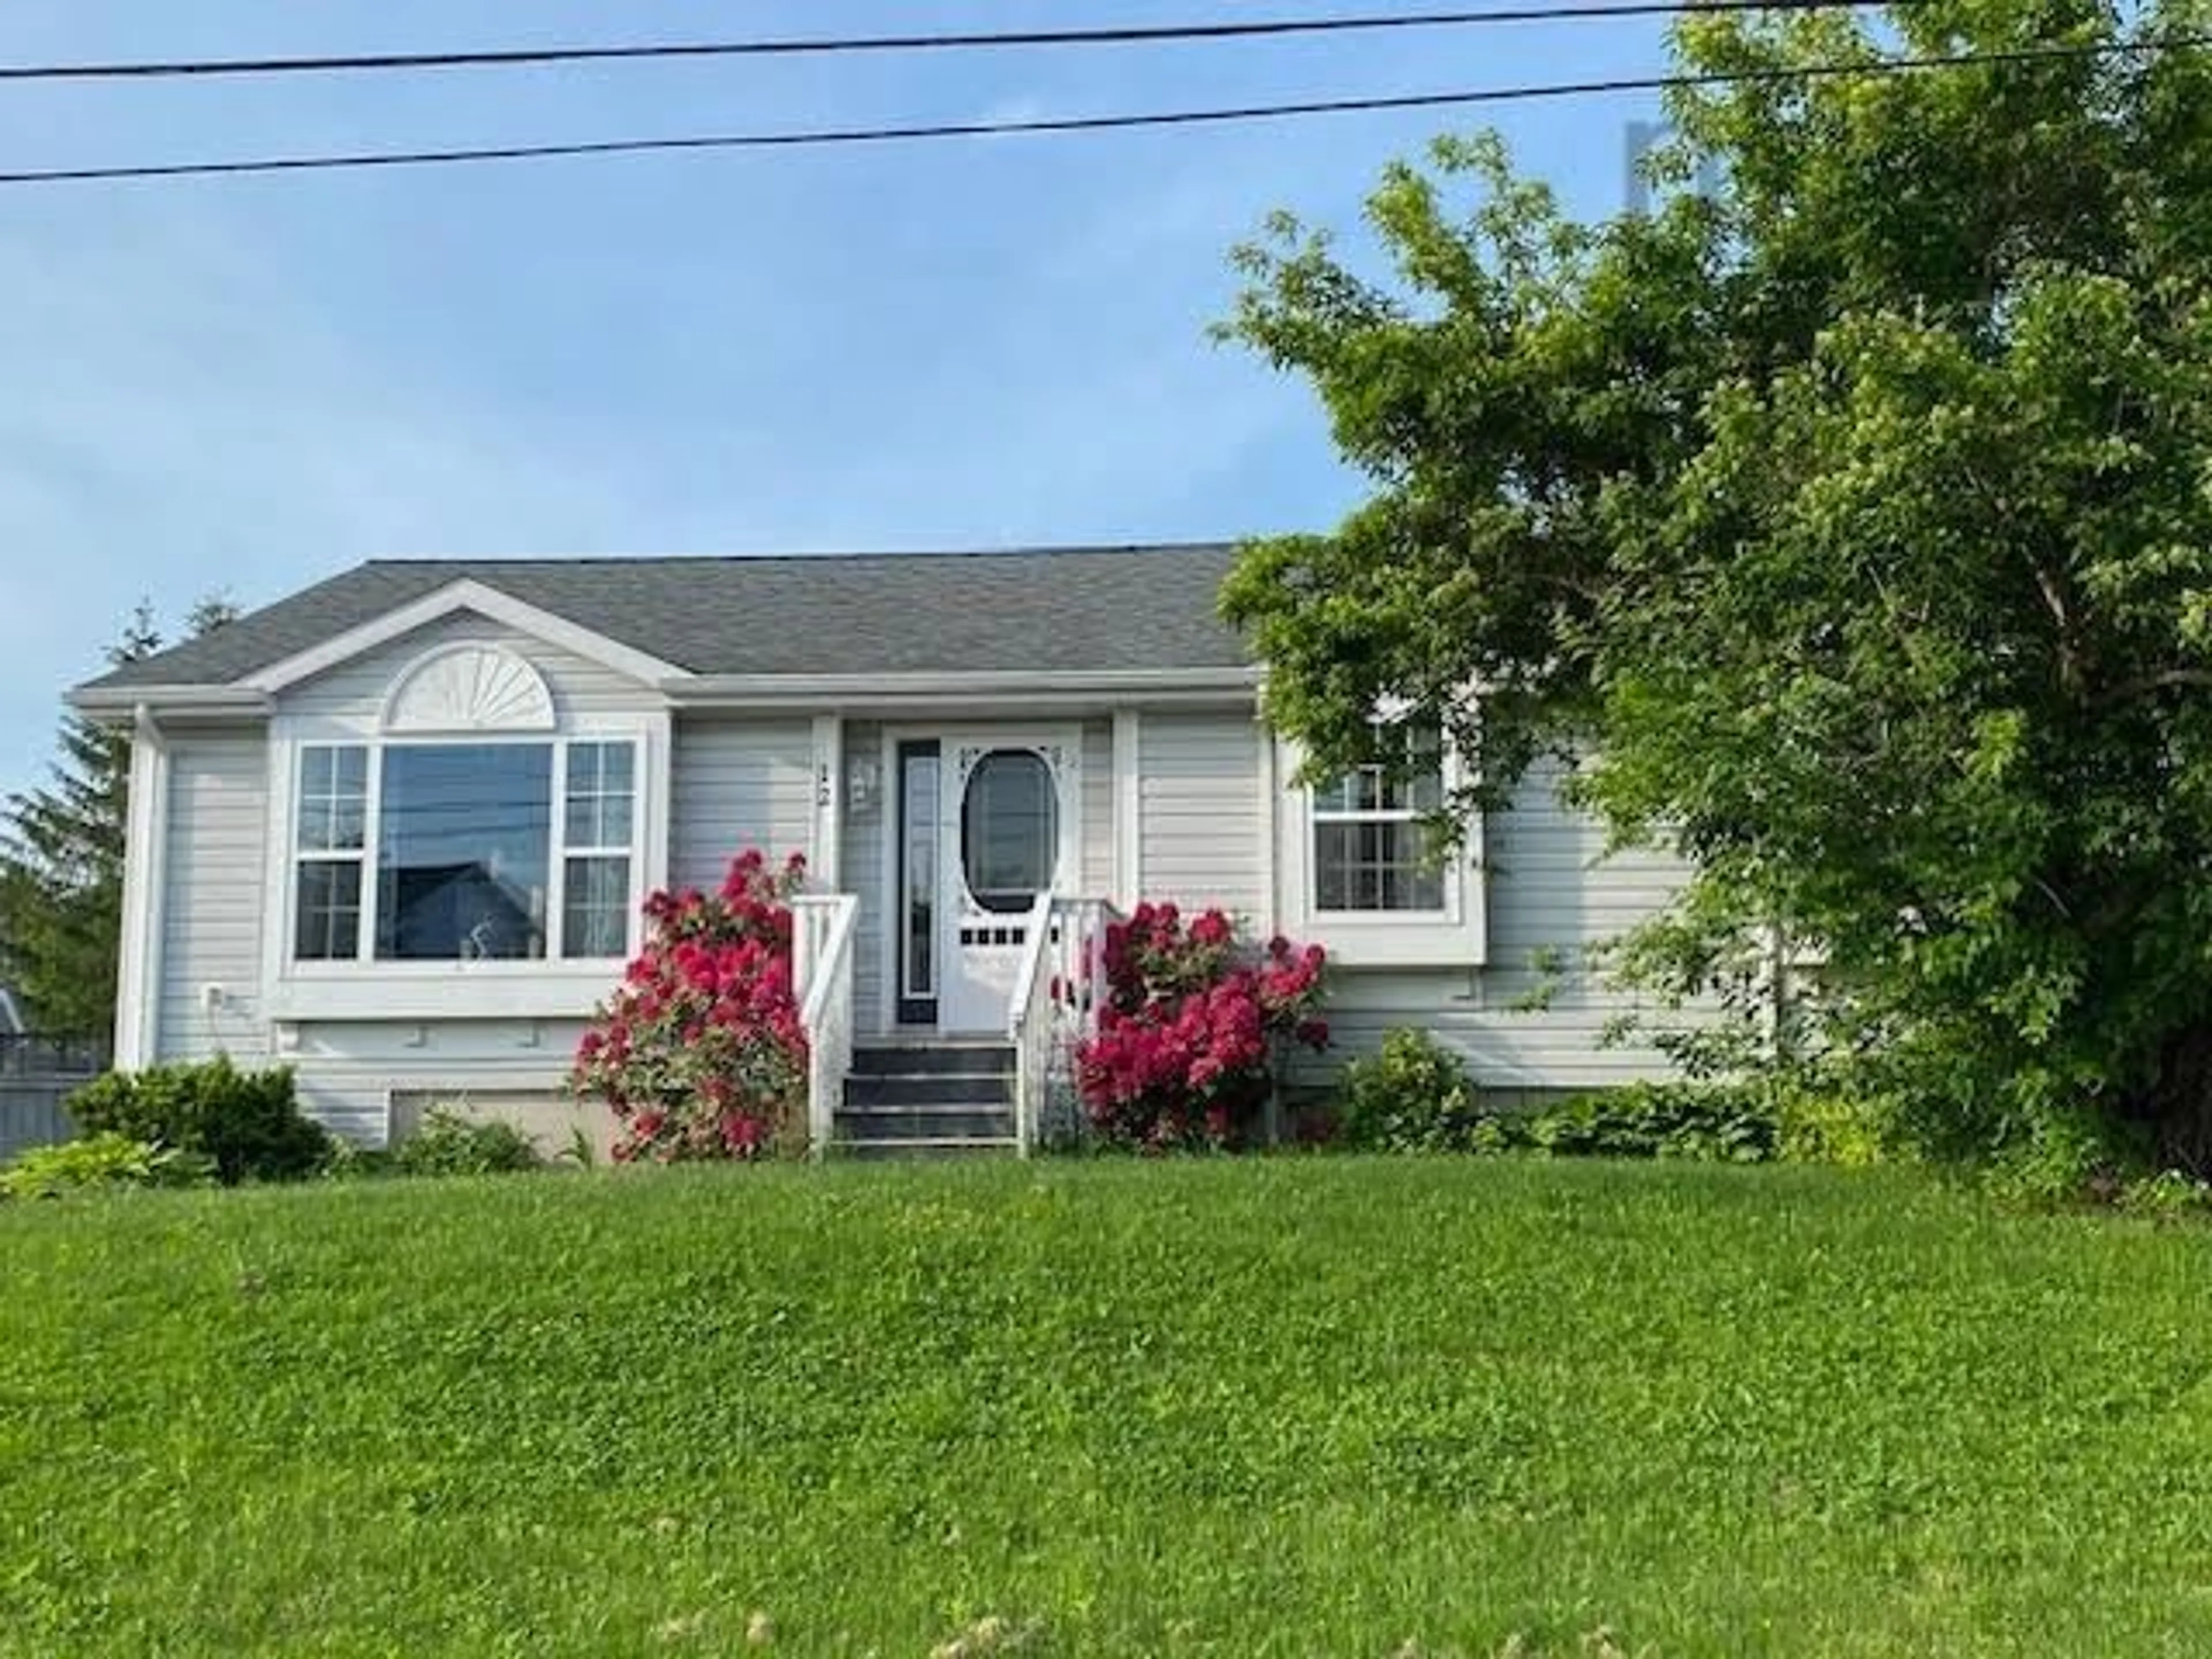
<box><xmin>960</xmin><ymin>750</ymin><xmax>1056</xmax><ymax>914</ymax></box>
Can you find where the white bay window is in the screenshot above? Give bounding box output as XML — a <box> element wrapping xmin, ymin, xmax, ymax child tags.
<box><xmin>275</xmin><ymin>642</ymin><xmax>660</xmax><ymax>1005</ymax></box>
<box><xmin>290</xmin><ymin>737</ymin><xmax>637</xmax><ymax>965</ymax></box>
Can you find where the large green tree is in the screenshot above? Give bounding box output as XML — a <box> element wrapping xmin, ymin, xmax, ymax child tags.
<box><xmin>1222</xmin><ymin>1</ymin><xmax>2212</xmax><ymax>1171</ymax></box>
<box><xmin>0</xmin><ymin>597</ymin><xmax>237</xmax><ymax>1038</ymax></box>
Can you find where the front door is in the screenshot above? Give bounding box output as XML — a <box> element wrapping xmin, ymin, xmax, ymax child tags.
<box><xmin>935</xmin><ymin>733</ymin><xmax>1080</xmax><ymax>1034</ymax></box>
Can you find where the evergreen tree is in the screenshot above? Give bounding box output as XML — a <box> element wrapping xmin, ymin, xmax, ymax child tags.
<box><xmin>0</xmin><ymin>597</ymin><xmax>236</xmax><ymax>1037</ymax></box>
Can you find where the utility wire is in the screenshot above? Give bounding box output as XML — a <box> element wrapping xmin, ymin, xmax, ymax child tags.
<box><xmin>0</xmin><ymin>35</ymin><xmax>2195</xmax><ymax>188</ymax></box>
<box><xmin>0</xmin><ymin>2</ymin><xmax>1940</xmax><ymax>83</ymax></box>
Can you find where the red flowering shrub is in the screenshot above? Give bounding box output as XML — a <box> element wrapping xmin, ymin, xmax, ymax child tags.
<box><xmin>571</xmin><ymin>850</ymin><xmax>810</xmax><ymax>1164</ymax></box>
<box><xmin>1070</xmin><ymin>902</ymin><xmax>1329</xmax><ymax>1150</ymax></box>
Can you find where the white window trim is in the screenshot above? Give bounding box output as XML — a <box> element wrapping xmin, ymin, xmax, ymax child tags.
<box><xmin>260</xmin><ymin>643</ymin><xmax>671</xmax><ymax>1024</ymax></box>
<box><xmin>1309</xmin><ymin>733</ymin><xmax>1450</xmax><ymax>922</ymax></box>
<box><xmin>1274</xmin><ymin>732</ymin><xmax>1488</xmax><ymax>968</ymax></box>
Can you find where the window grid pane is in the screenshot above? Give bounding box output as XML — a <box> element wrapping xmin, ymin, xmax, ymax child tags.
<box><xmin>297</xmin><ymin>744</ymin><xmax>368</xmax><ymax>853</ymax></box>
<box><xmin>1310</xmin><ymin>774</ymin><xmax>1357</xmax><ymax>815</ymax></box>
<box><xmin>600</xmin><ymin>743</ymin><xmax>634</xmax><ymax>794</ymax></box>
<box><xmin>563</xmin><ymin>741</ymin><xmax>637</xmax><ymax>852</ymax></box>
<box><xmin>1310</xmin><ymin>718</ymin><xmax>1447</xmax><ymax>915</ymax></box>
<box><xmin>562</xmin><ymin>854</ymin><xmax>631</xmax><ymax>960</ymax></box>
<box><xmin>563</xmin><ymin>796</ymin><xmax>600</xmax><ymax>849</ymax></box>
<box><xmin>294</xmin><ymin>861</ymin><xmax>363</xmax><ymax>961</ymax></box>
<box><xmin>1312</xmin><ymin>821</ymin><xmax>1446</xmax><ymax>914</ymax></box>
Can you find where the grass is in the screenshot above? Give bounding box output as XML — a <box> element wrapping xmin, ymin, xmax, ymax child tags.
<box><xmin>3</xmin><ymin>1159</ymin><xmax>2211</xmax><ymax>1658</ymax></box>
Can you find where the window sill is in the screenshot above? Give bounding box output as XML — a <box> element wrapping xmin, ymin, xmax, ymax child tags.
<box><xmin>1298</xmin><ymin>912</ymin><xmax>1486</xmax><ymax>969</ymax></box>
<box><xmin>268</xmin><ymin>964</ymin><xmax>624</xmax><ymax>1023</ymax></box>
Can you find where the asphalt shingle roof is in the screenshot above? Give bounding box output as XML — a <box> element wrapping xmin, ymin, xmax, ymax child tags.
<box><xmin>82</xmin><ymin>544</ymin><xmax>1253</xmax><ymax>692</ymax></box>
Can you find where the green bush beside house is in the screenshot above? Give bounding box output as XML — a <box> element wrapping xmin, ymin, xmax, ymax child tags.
<box><xmin>66</xmin><ymin>1057</ymin><xmax>329</xmax><ymax>1185</ymax></box>
<box><xmin>0</xmin><ymin>1060</ymin><xmax>562</xmax><ymax>1197</ymax></box>
<box><xmin>1327</xmin><ymin>1025</ymin><xmax>1919</xmax><ymax>1169</ymax></box>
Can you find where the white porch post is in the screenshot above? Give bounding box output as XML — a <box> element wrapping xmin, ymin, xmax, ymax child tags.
<box><xmin>1255</xmin><ymin>717</ymin><xmax>1281</xmax><ymax>942</ymax></box>
<box><xmin>1256</xmin><ymin>718</ymin><xmax>1284</xmax><ymax>1147</ymax></box>
<box><xmin>809</xmin><ymin>714</ymin><xmax>844</xmax><ymax>890</ymax></box>
<box><xmin>639</xmin><ymin>710</ymin><xmax>673</xmax><ymax>902</ymax></box>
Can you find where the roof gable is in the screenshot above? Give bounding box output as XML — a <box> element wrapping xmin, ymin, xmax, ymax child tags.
<box><xmin>239</xmin><ymin>578</ymin><xmax>685</xmax><ymax>695</ymax></box>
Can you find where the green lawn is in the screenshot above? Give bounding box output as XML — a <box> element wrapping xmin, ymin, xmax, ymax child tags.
<box><xmin>3</xmin><ymin>1160</ymin><xmax>2210</xmax><ymax>1657</ymax></box>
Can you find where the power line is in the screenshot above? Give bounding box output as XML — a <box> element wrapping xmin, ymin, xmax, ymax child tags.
<box><xmin>0</xmin><ymin>35</ymin><xmax>2194</xmax><ymax>188</ymax></box>
<box><xmin>0</xmin><ymin>2</ymin><xmax>1936</xmax><ymax>84</ymax></box>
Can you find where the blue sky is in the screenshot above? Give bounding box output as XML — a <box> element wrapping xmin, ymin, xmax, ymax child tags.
<box><xmin>0</xmin><ymin>1</ymin><xmax>1676</xmax><ymax>801</ymax></box>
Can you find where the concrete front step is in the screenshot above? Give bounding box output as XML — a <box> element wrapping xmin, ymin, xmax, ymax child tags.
<box><xmin>838</xmin><ymin>1042</ymin><xmax>1022</xmax><ymax>1158</ymax></box>
<box><xmin>844</xmin><ymin>1071</ymin><xmax>1013</xmax><ymax>1108</ymax></box>
<box><xmin>836</xmin><ymin>1137</ymin><xmax>1020</xmax><ymax>1161</ymax></box>
<box><xmin>849</xmin><ymin>1041</ymin><xmax>1016</xmax><ymax>1078</ymax></box>
<box><xmin>836</xmin><ymin>1103</ymin><xmax>1015</xmax><ymax>1141</ymax></box>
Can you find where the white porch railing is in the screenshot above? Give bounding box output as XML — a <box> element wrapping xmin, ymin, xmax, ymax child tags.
<box><xmin>791</xmin><ymin>893</ymin><xmax>860</xmax><ymax>1158</ymax></box>
<box><xmin>1007</xmin><ymin>895</ymin><xmax>1123</xmax><ymax>1154</ymax></box>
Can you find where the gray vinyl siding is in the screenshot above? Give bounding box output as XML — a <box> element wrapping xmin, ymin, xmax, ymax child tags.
<box><xmin>1080</xmin><ymin>718</ymin><xmax>1113</xmax><ymax>895</ymax></box>
<box><xmin>280</xmin><ymin>609</ymin><xmax>664</xmax><ymax>726</ymax></box>
<box><xmin>1138</xmin><ymin>709</ymin><xmax>1266</xmax><ymax>923</ymax></box>
<box><xmin>291</xmin><ymin>1073</ymin><xmax>394</xmax><ymax>1145</ymax></box>
<box><xmin>1300</xmin><ymin>763</ymin><xmax>1691</xmax><ymax>1092</ymax></box>
<box><xmin>286</xmin><ymin>1021</ymin><xmax>593</xmax><ymax>1147</ymax></box>
<box><xmin>669</xmin><ymin>717</ymin><xmax>816</xmax><ymax>891</ymax></box>
<box><xmin>156</xmin><ymin>730</ymin><xmax>271</xmax><ymax>1065</ymax></box>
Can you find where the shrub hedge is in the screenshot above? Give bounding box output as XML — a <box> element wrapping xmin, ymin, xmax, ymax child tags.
<box><xmin>67</xmin><ymin>1058</ymin><xmax>331</xmax><ymax>1184</ymax></box>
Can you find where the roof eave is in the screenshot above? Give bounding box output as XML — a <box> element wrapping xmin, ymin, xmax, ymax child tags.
<box><xmin>661</xmin><ymin>665</ymin><xmax>1262</xmax><ymax>710</ymax></box>
<box><xmin>67</xmin><ymin>684</ymin><xmax>275</xmax><ymax>723</ymax></box>
<box><xmin>67</xmin><ymin>665</ymin><xmax>1260</xmax><ymax>723</ymax></box>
